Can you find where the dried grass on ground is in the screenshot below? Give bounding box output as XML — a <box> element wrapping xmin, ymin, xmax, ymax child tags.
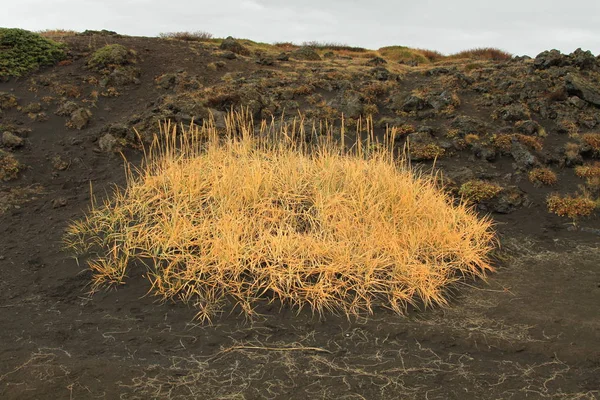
<box><xmin>64</xmin><ymin>111</ymin><xmax>496</xmax><ymax>323</ymax></box>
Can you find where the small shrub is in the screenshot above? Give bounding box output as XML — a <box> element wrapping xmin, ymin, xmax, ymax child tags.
<box><xmin>87</xmin><ymin>44</ymin><xmax>134</xmax><ymax>71</ymax></box>
<box><xmin>0</xmin><ymin>28</ymin><xmax>65</xmax><ymax>78</ymax></box>
<box><xmin>528</xmin><ymin>167</ymin><xmax>557</xmax><ymax>186</ymax></box>
<box><xmin>558</xmin><ymin>119</ymin><xmax>579</xmax><ymax>135</ymax></box>
<box><xmin>450</xmin><ymin>48</ymin><xmax>512</xmax><ymax>61</ymax></box>
<box><xmin>492</xmin><ymin>134</ymin><xmax>513</xmax><ymax>152</ymax></box>
<box><xmin>363</xmin><ymin>82</ymin><xmax>390</xmax><ymax>99</ymax></box>
<box><xmin>363</xmin><ymin>104</ymin><xmax>379</xmax><ymax>116</ymax></box>
<box><xmin>515</xmin><ymin>134</ymin><xmax>543</xmax><ymax>151</ymax></box>
<box><xmin>547</xmin><ymin>194</ymin><xmax>596</xmax><ymax>220</ymax></box>
<box><xmin>273</xmin><ymin>42</ymin><xmax>299</xmax><ymax>50</ymax></box>
<box><xmin>409</xmin><ymin>143</ymin><xmax>445</xmax><ymax>160</ymax></box>
<box><xmin>581</xmin><ymin>133</ymin><xmax>600</xmax><ymax>156</ymax></box>
<box><xmin>575</xmin><ymin>163</ymin><xmax>600</xmax><ymax>191</ymax></box>
<box><xmin>292</xmin><ymin>84</ymin><xmax>314</xmax><ymax>95</ymax></box>
<box><xmin>0</xmin><ymin>92</ymin><xmax>18</xmax><ymax>110</ymax></box>
<box><xmin>464</xmin><ymin>134</ymin><xmax>480</xmax><ymax>145</ymax></box>
<box><xmin>459</xmin><ymin>180</ymin><xmax>503</xmax><ymax>203</ymax></box>
<box><xmin>575</xmin><ymin>163</ymin><xmax>600</xmax><ymax>179</ymax></box>
<box><xmin>159</xmin><ymin>31</ymin><xmax>213</xmax><ymax>42</ymax></box>
<box><xmin>445</xmin><ymin>129</ymin><xmax>460</xmax><ymax>139</ymax></box>
<box><xmin>564</xmin><ymin>142</ymin><xmax>582</xmax><ymax>160</ymax></box>
<box><xmin>417</xmin><ymin>48</ymin><xmax>445</xmax><ymax>62</ymax></box>
<box><xmin>0</xmin><ymin>150</ymin><xmax>21</xmax><ymax>181</ymax></box>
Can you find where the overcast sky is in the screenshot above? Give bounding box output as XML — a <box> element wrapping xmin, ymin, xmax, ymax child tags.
<box><xmin>2</xmin><ymin>0</ymin><xmax>599</xmax><ymax>56</ymax></box>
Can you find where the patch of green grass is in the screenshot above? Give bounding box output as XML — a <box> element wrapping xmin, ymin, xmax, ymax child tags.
<box><xmin>0</xmin><ymin>28</ymin><xmax>65</xmax><ymax>78</ymax></box>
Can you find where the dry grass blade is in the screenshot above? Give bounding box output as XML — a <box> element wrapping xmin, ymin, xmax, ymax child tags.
<box><xmin>64</xmin><ymin>110</ymin><xmax>497</xmax><ymax>322</ymax></box>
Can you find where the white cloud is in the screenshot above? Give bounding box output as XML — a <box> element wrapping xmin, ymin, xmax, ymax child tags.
<box><xmin>1</xmin><ymin>0</ymin><xmax>599</xmax><ymax>56</ymax></box>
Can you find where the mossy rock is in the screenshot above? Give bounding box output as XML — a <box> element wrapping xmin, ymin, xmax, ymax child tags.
<box><xmin>292</xmin><ymin>47</ymin><xmax>322</xmax><ymax>61</ymax></box>
<box><xmin>87</xmin><ymin>44</ymin><xmax>135</xmax><ymax>71</ymax></box>
<box><xmin>0</xmin><ymin>28</ymin><xmax>65</xmax><ymax>78</ymax></box>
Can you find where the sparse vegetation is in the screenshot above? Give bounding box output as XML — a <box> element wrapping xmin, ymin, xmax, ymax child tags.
<box><xmin>37</xmin><ymin>29</ymin><xmax>78</xmax><ymax>40</ymax></box>
<box><xmin>302</xmin><ymin>41</ymin><xmax>367</xmax><ymax>52</ymax></box>
<box><xmin>528</xmin><ymin>167</ymin><xmax>557</xmax><ymax>186</ymax></box>
<box><xmin>547</xmin><ymin>193</ymin><xmax>596</xmax><ymax>220</ymax></box>
<box><xmin>159</xmin><ymin>31</ymin><xmax>213</xmax><ymax>42</ymax></box>
<box><xmin>459</xmin><ymin>180</ymin><xmax>503</xmax><ymax>203</ymax></box>
<box><xmin>0</xmin><ymin>28</ymin><xmax>65</xmax><ymax>78</ymax></box>
<box><xmin>64</xmin><ymin>112</ymin><xmax>496</xmax><ymax>323</ymax></box>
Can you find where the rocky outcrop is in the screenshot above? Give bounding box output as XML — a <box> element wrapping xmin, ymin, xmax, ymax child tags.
<box><xmin>565</xmin><ymin>73</ymin><xmax>600</xmax><ymax>107</ymax></box>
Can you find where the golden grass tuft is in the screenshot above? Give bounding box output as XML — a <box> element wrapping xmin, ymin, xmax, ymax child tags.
<box><xmin>64</xmin><ymin>111</ymin><xmax>496</xmax><ymax>323</ymax></box>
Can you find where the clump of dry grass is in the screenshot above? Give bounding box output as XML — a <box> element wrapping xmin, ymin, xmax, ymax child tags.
<box><xmin>37</xmin><ymin>29</ymin><xmax>79</xmax><ymax>40</ymax></box>
<box><xmin>159</xmin><ymin>31</ymin><xmax>213</xmax><ymax>42</ymax></box>
<box><xmin>450</xmin><ymin>48</ymin><xmax>512</xmax><ymax>61</ymax></box>
<box><xmin>64</xmin><ymin>111</ymin><xmax>496</xmax><ymax>323</ymax></box>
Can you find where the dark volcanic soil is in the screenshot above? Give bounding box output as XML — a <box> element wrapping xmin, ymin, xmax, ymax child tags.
<box><xmin>1</xmin><ymin>34</ymin><xmax>599</xmax><ymax>399</ymax></box>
